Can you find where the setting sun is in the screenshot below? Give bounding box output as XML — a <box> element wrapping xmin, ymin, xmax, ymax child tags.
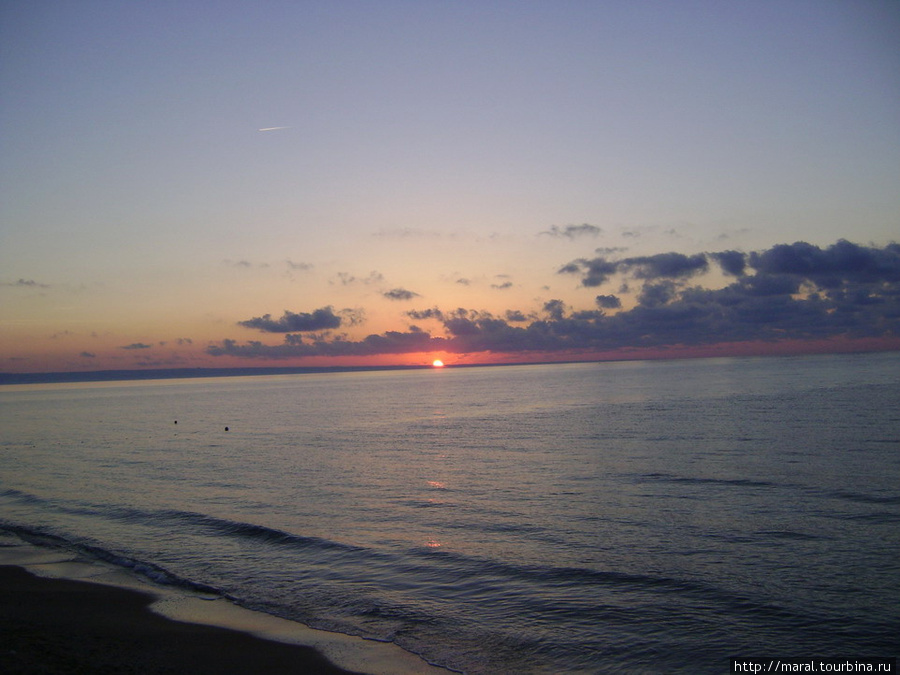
<box><xmin>432</xmin><ymin>359</ymin><xmax>444</xmax><ymax>367</ymax></box>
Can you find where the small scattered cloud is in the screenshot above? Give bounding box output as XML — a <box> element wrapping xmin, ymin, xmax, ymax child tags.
<box><xmin>224</xmin><ymin>259</ymin><xmax>269</xmax><ymax>269</ymax></box>
<box><xmin>334</xmin><ymin>271</ymin><xmax>384</xmax><ymax>286</ymax></box>
<box><xmin>79</xmin><ymin>351</ymin><xmax>96</xmax><ymax>358</ymax></box>
<box><xmin>710</xmin><ymin>250</ymin><xmax>747</xmax><ymax>276</ymax></box>
<box><xmin>3</xmin><ymin>278</ymin><xmax>50</xmax><ymax>289</ymax></box>
<box><xmin>623</xmin><ymin>252</ymin><xmax>709</xmax><ymax>279</ymax></box>
<box><xmin>340</xmin><ymin>308</ymin><xmax>366</xmax><ymax>326</ymax></box>
<box><xmin>558</xmin><ymin>257</ymin><xmax>619</xmax><ymax>287</ymax></box>
<box><xmin>239</xmin><ymin>307</ymin><xmax>344</xmax><ymax>333</ymax></box>
<box><xmin>540</xmin><ymin>223</ymin><xmax>603</xmax><ymax>239</ymax></box>
<box><xmin>372</xmin><ymin>227</ymin><xmax>444</xmax><ymax>240</ymax></box>
<box><xmin>491</xmin><ymin>281</ymin><xmax>513</xmax><ymax>290</ymax></box>
<box><xmin>595</xmin><ymin>294</ymin><xmax>622</xmax><ymax>309</ymax></box>
<box><xmin>560</xmin><ymin>252</ymin><xmax>707</xmax><ymax>286</ymax></box>
<box><xmin>406</xmin><ymin>308</ymin><xmax>444</xmax><ymax>321</ymax></box>
<box><xmin>595</xmin><ymin>246</ymin><xmax>627</xmax><ymax>256</ymax></box>
<box><xmin>121</xmin><ymin>343</ymin><xmax>152</xmax><ymax>350</ymax></box>
<box><xmin>383</xmin><ymin>288</ymin><xmax>420</xmax><ymax>301</ymax></box>
<box><xmin>543</xmin><ymin>299</ymin><xmax>567</xmax><ymax>320</ymax></box>
<box><xmin>505</xmin><ymin>310</ymin><xmax>530</xmax><ymax>322</ymax></box>
<box><xmin>286</xmin><ymin>260</ymin><xmax>313</xmax><ymax>271</ymax></box>
<box><xmin>714</xmin><ymin>227</ymin><xmax>752</xmax><ymax>242</ymax></box>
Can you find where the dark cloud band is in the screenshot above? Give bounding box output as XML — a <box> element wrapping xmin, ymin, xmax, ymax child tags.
<box><xmin>209</xmin><ymin>240</ymin><xmax>900</xmax><ymax>360</ymax></box>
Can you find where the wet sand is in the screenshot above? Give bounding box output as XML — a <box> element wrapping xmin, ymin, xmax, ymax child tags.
<box><xmin>0</xmin><ymin>535</ymin><xmax>452</xmax><ymax>675</ymax></box>
<box><xmin>0</xmin><ymin>565</ymin><xmax>363</xmax><ymax>674</ymax></box>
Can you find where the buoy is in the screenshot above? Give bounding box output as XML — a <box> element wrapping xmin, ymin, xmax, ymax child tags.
<box><xmin>225</xmin><ymin>426</ymin><xmax>229</xmax><ymax>431</ymax></box>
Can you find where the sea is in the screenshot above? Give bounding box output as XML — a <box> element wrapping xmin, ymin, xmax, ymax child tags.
<box><xmin>1</xmin><ymin>352</ymin><xmax>899</xmax><ymax>674</ymax></box>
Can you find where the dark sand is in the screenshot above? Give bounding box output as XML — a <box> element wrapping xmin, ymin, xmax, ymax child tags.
<box><xmin>0</xmin><ymin>565</ymin><xmax>363</xmax><ymax>674</ymax></box>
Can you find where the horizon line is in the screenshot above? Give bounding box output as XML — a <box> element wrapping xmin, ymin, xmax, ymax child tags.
<box><xmin>3</xmin><ymin>349</ymin><xmax>897</xmax><ymax>386</ymax></box>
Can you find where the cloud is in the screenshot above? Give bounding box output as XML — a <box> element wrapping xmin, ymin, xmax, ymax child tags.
<box><xmin>383</xmin><ymin>288</ymin><xmax>420</xmax><ymax>301</ymax></box>
<box><xmin>638</xmin><ymin>281</ymin><xmax>678</xmax><ymax>307</ymax></box>
<box><xmin>286</xmin><ymin>260</ymin><xmax>313</xmax><ymax>271</ymax></box>
<box><xmin>407</xmin><ymin>308</ymin><xmax>444</xmax><ymax>321</ymax></box>
<box><xmin>121</xmin><ymin>343</ymin><xmax>152</xmax><ymax>350</ymax></box>
<box><xmin>208</xmin><ymin>240</ymin><xmax>900</xmax><ymax>361</ymax></box>
<box><xmin>208</xmin><ymin>329</ymin><xmax>441</xmax><ymax>359</ymax></box>
<box><xmin>543</xmin><ymin>299</ymin><xmax>567</xmax><ymax>321</ymax></box>
<box><xmin>491</xmin><ymin>281</ymin><xmax>513</xmax><ymax>290</ymax></box>
<box><xmin>80</xmin><ymin>351</ymin><xmax>96</xmax><ymax>358</ymax></box>
<box><xmin>505</xmin><ymin>310</ymin><xmax>530</xmax><ymax>322</ymax></box>
<box><xmin>561</xmin><ymin>252</ymin><xmax>709</xmax><ymax>286</ymax></box>
<box><xmin>749</xmin><ymin>240</ymin><xmax>900</xmax><ymax>287</ymax></box>
<box><xmin>239</xmin><ymin>307</ymin><xmax>344</xmax><ymax>333</ymax></box>
<box><xmin>710</xmin><ymin>250</ymin><xmax>747</xmax><ymax>276</ymax></box>
<box><xmin>3</xmin><ymin>278</ymin><xmax>50</xmax><ymax>289</ymax></box>
<box><xmin>558</xmin><ymin>257</ymin><xmax>619</xmax><ymax>287</ymax></box>
<box><xmin>595</xmin><ymin>294</ymin><xmax>622</xmax><ymax>309</ymax></box>
<box><xmin>334</xmin><ymin>271</ymin><xmax>384</xmax><ymax>286</ymax></box>
<box><xmin>540</xmin><ymin>223</ymin><xmax>603</xmax><ymax>239</ymax></box>
<box><xmin>621</xmin><ymin>252</ymin><xmax>709</xmax><ymax>279</ymax></box>
<box><xmin>372</xmin><ymin>227</ymin><xmax>445</xmax><ymax>240</ymax></box>
<box><xmin>224</xmin><ymin>259</ymin><xmax>270</xmax><ymax>269</ymax></box>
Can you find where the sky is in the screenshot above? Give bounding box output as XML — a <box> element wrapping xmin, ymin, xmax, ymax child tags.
<box><xmin>2</xmin><ymin>0</ymin><xmax>899</xmax><ymax>373</ymax></box>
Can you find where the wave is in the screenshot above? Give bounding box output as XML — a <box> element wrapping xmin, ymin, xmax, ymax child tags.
<box><xmin>0</xmin><ymin>486</ymin><xmax>362</xmax><ymax>556</ymax></box>
<box><xmin>2</xmin><ymin>489</ymin><xmax>795</xmax><ymax>627</ymax></box>
<box><xmin>753</xmin><ymin>530</ymin><xmax>824</xmax><ymax>541</ymax></box>
<box><xmin>636</xmin><ymin>473</ymin><xmax>779</xmax><ymax>489</ymax></box>
<box><xmin>0</xmin><ymin>521</ymin><xmax>221</xmax><ymax>596</ymax></box>
<box><xmin>153</xmin><ymin>510</ymin><xmax>364</xmax><ymax>554</ymax></box>
<box><xmin>826</xmin><ymin>490</ymin><xmax>900</xmax><ymax>505</ymax></box>
<box><xmin>0</xmin><ymin>486</ymin><xmax>52</xmax><ymax>506</ymax></box>
<box><xmin>635</xmin><ymin>475</ymin><xmax>900</xmax><ymax>509</ymax></box>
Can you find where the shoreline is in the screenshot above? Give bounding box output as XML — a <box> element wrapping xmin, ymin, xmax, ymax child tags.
<box><xmin>0</xmin><ymin>537</ymin><xmax>453</xmax><ymax>675</ymax></box>
<box><xmin>0</xmin><ymin>565</ymin><xmax>361</xmax><ymax>675</ymax></box>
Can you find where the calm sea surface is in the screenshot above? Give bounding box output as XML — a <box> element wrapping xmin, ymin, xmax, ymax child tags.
<box><xmin>2</xmin><ymin>353</ymin><xmax>899</xmax><ymax>673</ymax></box>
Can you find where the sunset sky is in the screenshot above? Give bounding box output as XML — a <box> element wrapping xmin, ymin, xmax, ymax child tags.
<box><xmin>2</xmin><ymin>1</ymin><xmax>899</xmax><ymax>373</ymax></box>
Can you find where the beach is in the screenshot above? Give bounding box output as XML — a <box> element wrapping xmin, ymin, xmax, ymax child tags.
<box><xmin>1</xmin><ymin>565</ymin><xmax>361</xmax><ymax>675</ymax></box>
<box><xmin>0</xmin><ymin>537</ymin><xmax>452</xmax><ymax>675</ymax></box>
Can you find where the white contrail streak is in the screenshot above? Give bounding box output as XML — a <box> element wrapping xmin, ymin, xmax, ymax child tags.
<box><xmin>258</xmin><ymin>126</ymin><xmax>291</xmax><ymax>132</ymax></box>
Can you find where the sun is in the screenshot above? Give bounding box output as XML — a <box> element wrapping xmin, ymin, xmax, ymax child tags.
<box><xmin>432</xmin><ymin>359</ymin><xmax>445</xmax><ymax>367</ymax></box>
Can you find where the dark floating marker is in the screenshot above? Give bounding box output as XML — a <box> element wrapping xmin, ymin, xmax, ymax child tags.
<box><xmin>174</xmin><ymin>420</ymin><xmax>177</xmax><ymax>424</ymax></box>
<box><xmin>225</xmin><ymin>426</ymin><xmax>229</xmax><ymax>431</ymax></box>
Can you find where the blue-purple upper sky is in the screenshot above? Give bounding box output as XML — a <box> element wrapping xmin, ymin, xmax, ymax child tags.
<box><xmin>2</xmin><ymin>1</ymin><xmax>899</xmax><ymax>372</ymax></box>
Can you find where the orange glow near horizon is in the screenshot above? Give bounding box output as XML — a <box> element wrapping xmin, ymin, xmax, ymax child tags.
<box><xmin>2</xmin><ymin>338</ymin><xmax>900</xmax><ymax>376</ymax></box>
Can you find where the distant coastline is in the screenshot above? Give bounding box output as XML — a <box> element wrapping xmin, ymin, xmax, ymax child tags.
<box><xmin>4</xmin><ymin>346</ymin><xmax>899</xmax><ymax>386</ymax></box>
<box><xmin>0</xmin><ymin>360</ymin><xmax>614</xmax><ymax>385</ymax></box>
<box><xmin>0</xmin><ymin>365</ymin><xmax>439</xmax><ymax>386</ymax></box>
